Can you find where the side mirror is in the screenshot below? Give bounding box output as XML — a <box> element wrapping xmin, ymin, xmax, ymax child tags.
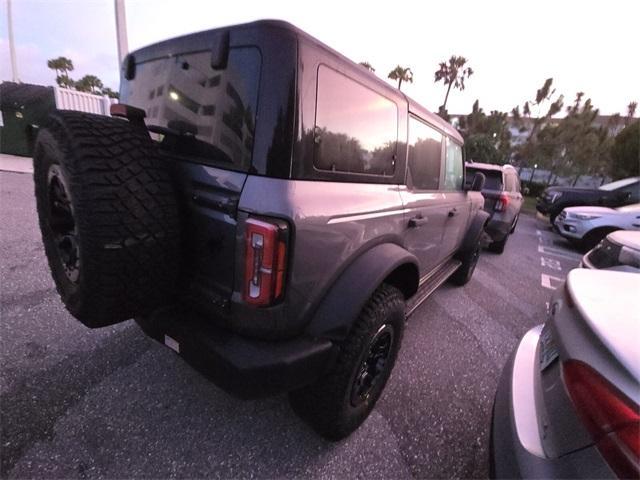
<box><xmin>470</xmin><ymin>172</ymin><xmax>486</xmax><ymax>192</ymax></box>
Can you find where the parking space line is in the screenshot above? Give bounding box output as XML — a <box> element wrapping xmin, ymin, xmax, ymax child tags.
<box><xmin>537</xmin><ymin>245</ymin><xmax>581</xmax><ymax>261</ymax></box>
<box><xmin>541</xmin><ymin>274</ymin><xmax>564</xmax><ymax>290</ymax></box>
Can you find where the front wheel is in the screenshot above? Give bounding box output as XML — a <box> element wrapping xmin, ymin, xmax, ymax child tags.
<box><xmin>289</xmin><ymin>284</ymin><xmax>405</xmax><ymax>440</ymax></box>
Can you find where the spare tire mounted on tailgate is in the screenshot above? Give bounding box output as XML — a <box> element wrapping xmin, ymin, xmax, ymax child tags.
<box><xmin>33</xmin><ymin>111</ymin><xmax>181</xmax><ymax>327</ymax></box>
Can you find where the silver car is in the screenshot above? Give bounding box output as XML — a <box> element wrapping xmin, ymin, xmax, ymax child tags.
<box><xmin>581</xmin><ymin>230</ymin><xmax>640</xmax><ymax>273</ymax></box>
<box><xmin>491</xmin><ymin>269</ymin><xmax>640</xmax><ymax>478</ymax></box>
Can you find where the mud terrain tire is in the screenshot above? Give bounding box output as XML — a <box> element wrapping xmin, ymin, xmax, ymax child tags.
<box><xmin>33</xmin><ymin>111</ymin><xmax>180</xmax><ymax>327</ymax></box>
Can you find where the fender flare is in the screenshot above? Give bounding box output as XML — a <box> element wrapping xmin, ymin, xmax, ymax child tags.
<box><xmin>457</xmin><ymin>210</ymin><xmax>490</xmax><ymax>255</ymax></box>
<box><xmin>306</xmin><ymin>243</ymin><xmax>419</xmax><ymax>342</ymax></box>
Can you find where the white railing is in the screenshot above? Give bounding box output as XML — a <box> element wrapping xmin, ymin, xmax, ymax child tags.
<box><xmin>53</xmin><ymin>87</ymin><xmax>117</xmax><ymax>116</ymax></box>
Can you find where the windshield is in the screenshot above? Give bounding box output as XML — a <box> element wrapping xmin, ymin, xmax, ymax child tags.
<box><xmin>120</xmin><ymin>47</ymin><xmax>262</xmax><ymax>172</ymax></box>
<box><xmin>598</xmin><ymin>177</ymin><xmax>640</xmax><ymax>191</ymax></box>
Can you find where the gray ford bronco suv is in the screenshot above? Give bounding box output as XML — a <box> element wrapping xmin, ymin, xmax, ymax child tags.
<box><xmin>33</xmin><ymin>20</ymin><xmax>488</xmax><ymax>440</ymax></box>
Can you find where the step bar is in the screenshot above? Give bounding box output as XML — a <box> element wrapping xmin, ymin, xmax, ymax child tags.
<box><xmin>405</xmin><ymin>258</ymin><xmax>462</xmax><ymax>318</ymax></box>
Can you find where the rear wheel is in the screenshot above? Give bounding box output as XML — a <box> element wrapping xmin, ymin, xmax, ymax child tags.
<box><xmin>450</xmin><ymin>244</ymin><xmax>480</xmax><ymax>285</ymax></box>
<box><xmin>33</xmin><ymin>111</ymin><xmax>181</xmax><ymax>327</ymax></box>
<box><xmin>289</xmin><ymin>284</ymin><xmax>405</xmax><ymax>440</ymax></box>
<box><xmin>488</xmin><ymin>234</ymin><xmax>508</xmax><ymax>254</ymax></box>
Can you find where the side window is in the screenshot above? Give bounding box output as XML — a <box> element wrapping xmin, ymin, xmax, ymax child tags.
<box><xmin>408</xmin><ymin>117</ymin><xmax>442</xmax><ymax>190</ymax></box>
<box><xmin>314</xmin><ymin>66</ymin><xmax>398</xmax><ymax>176</ymax></box>
<box><xmin>444</xmin><ymin>137</ymin><xmax>464</xmax><ymax>190</ymax></box>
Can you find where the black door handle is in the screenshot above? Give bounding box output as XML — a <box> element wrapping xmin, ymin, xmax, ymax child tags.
<box><xmin>448</xmin><ymin>208</ymin><xmax>458</xmax><ymax>217</ymax></box>
<box><xmin>408</xmin><ymin>215</ymin><xmax>428</xmax><ymax>228</ymax></box>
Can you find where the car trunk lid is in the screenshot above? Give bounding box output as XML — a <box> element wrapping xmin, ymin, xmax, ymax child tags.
<box><xmin>536</xmin><ymin>270</ymin><xmax>640</xmax><ymax>463</ymax></box>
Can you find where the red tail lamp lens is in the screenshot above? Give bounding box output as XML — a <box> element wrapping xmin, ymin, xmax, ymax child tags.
<box><xmin>243</xmin><ymin>217</ymin><xmax>288</xmax><ymax>307</ymax></box>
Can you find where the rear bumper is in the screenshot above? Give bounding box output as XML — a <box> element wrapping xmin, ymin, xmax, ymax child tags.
<box><xmin>136</xmin><ymin>306</ymin><xmax>336</xmax><ymax>399</ymax></box>
<box><xmin>491</xmin><ymin>325</ymin><xmax>614</xmax><ymax>479</ymax></box>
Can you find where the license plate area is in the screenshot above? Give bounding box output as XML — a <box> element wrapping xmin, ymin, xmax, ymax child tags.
<box><xmin>539</xmin><ymin>325</ymin><xmax>559</xmax><ymax>371</ymax></box>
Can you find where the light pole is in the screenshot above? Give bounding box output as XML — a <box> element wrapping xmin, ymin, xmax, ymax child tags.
<box><xmin>7</xmin><ymin>0</ymin><xmax>19</xmax><ymax>82</ymax></box>
<box><xmin>114</xmin><ymin>0</ymin><xmax>128</xmax><ymax>65</ymax></box>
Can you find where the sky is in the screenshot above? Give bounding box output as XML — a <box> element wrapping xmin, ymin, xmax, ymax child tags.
<box><xmin>1</xmin><ymin>0</ymin><xmax>639</xmax><ymax>116</ymax></box>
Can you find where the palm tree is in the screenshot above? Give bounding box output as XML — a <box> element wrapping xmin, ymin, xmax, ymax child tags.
<box><xmin>47</xmin><ymin>56</ymin><xmax>74</xmax><ymax>78</ymax></box>
<box><xmin>387</xmin><ymin>65</ymin><xmax>413</xmax><ymax>91</ymax></box>
<box><xmin>75</xmin><ymin>75</ymin><xmax>103</xmax><ymax>94</ymax></box>
<box><xmin>434</xmin><ymin>56</ymin><xmax>473</xmax><ymax>112</ymax></box>
<box><xmin>359</xmin><ymin>61</ymin><xmax>375</xmax><ymax>72</ymax></box>
<box><xmin>626</xmin><ymin>101</ymin><xmax>638</xmax><ymax>125</ymax></box>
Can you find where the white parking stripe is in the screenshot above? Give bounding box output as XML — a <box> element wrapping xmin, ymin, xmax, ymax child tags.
<box><xmin>537</xmin><ymin>245</ymin><xmax>582</xmax><ymax>261</ymax></box>
<box><xmin>541</xmin><ymin>274</ymin><xmax>564</xmax><ymax>290</ymax></box>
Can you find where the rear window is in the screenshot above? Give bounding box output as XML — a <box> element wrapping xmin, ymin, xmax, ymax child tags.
<box><xmin>121</xmin><ymin>47</ymin><xmax>261</xmax><ymax>172</ymax></box>
<box><xmin>314</xmin><ymin>66</ymin><xmax>398</xmax><ymax>176</ymax></box>
<box><xmin>467</xmin><ymin>167</ymin><xmax>503</xmax><ymax>190</ymax></box>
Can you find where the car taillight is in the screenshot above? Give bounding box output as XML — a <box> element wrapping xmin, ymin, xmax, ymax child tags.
<box><xmin>243</xmin><ymin>217</ymin><xmax>289</xmax><ymax>307</ymax></box>
<box><xmin>562</xmin><ymin>360</ymin><xmax>640</xmax><ymax>478</ymax></box>
<box><xmin>494</xmin><ymin>193</ymin><xmax>509</xmax><ymax>212</ymax></box>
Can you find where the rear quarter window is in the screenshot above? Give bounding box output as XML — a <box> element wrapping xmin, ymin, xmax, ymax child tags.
<box><xmin>313</xmin><ymin>65</ymin><xmax>398</xmax><ymax>176</ymax></box>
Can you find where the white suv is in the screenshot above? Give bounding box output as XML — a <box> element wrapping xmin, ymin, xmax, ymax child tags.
<box><xmin>554</xmin><ymin>203</ymin><xmax>640</xmax><ymax>250</ymax></box>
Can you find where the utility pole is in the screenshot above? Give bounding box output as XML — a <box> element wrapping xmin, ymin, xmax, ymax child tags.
<box><xmin>114</xmin><ymin>0</ymin><xmax>128</xmax><ymax>65</ymax></box>
<box><xmin>7</xmin><ymin>0</ymin><xmax>19</xmax><ymax>82</ymax></box>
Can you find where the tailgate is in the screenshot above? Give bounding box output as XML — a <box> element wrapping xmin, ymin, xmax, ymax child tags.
<box><xmin>172</xmin><ymin>162</ymin><xmax>247</xmax><ymax>307</ymax></box>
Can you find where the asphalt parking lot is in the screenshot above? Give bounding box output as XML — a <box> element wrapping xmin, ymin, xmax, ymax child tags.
<box><xmin>1</xmin><ymin>169</ymin><xmax>582</xmax><ymax>479</ymax></box>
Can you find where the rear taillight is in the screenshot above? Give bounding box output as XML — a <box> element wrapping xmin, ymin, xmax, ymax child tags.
<box><xmin>494</xmin><ymin>193</ymin><xmax>509</xmax><ymax>212</ymax></box>
<box><xmin>562</xmin><ymin>360</ymin><xmax>639</xmax><ymax>478</ymax></box>
<box><xmin>243</xmin><ymin>217</ymin><xmax>288</xmax><ymax>307</ymax></box>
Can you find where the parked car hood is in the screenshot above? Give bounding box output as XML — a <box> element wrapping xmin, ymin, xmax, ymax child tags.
<box><xmin>545</xmin><ymin>186</ymin><xmax>601</xmax><ymax>195</ymax></box>
<box><xmin>567</xmin><ymin>269</ymin><xmax>640</xmax><ymax>381</ymax></box>
<box><xmin>563</xmin><ymin>205</ymin><xmax>617</xmax><ymax>215</ymax></box>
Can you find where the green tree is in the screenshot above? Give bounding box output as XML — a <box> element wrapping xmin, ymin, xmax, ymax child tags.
<box><xmin>511</xmin><ymin>78</ymin><xmax>564</xmax><ymax>171</ymax></box>
<box><xmin>465</xmin><ymin>134</ymin><xmax>501</xmax><ymax>164</ymax></box>
<box><xmin>387</xmin><ymin>65</ymin><xmax>413</xmax><ymax>90</ymax></box>
<box><xmin>75</xmin><ymin>75</ymin><xmax>104</xmax><ymax>94</ymax></box>
<box><xmin>359</xmin><ymin>61</ymin><xmax>375</xmax><ymax>72</ymax></box>
<box><xmin>434</xmin><ymin>55</ymin><xmax>473</xmax><ymax>117</ymax></box>
<box><xmin>47</xmin><ymin>56</ymin><xmax>75</xmax><ymax>88</ymax></box>
<box><xmin>611</xmin><ymin>120</ymin><xmax>640</xmax><ymax>178</ymax></box>
<box><xmin>101</xmin><ymin>87</ymin><xmax>119</xmax><ymax>99</ymax></box>
<box><xmin>625</xmin><ymin>101</ymin><xmax>638</xmax><ymax>125</ymax></box>
<box><xmin>457</xmin><ymin>100</ymin><xmax>511</xmax><ymax>163</ymax></box>
<box><xmin>56</xmin><ymin>74</ymin><xmax>75</xmax><ymax>89</ymax></box>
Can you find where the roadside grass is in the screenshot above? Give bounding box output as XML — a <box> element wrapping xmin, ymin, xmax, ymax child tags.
<box><xmin>522</xmin><ymin>196</ymin><xmax>538</xmax><ymax>215</ymax></box>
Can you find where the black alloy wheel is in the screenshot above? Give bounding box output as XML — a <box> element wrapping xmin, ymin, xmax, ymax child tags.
<box><xmin>350</xmin><ymin>324</ymin><xmax>395</xmax><ymax>407</ymax></box>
